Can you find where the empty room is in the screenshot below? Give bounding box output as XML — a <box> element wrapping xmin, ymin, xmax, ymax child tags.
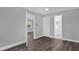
<box><xmin>0</xmin><ymin>7</ymin><xmax>79</xmax><ymax>51</ymax></box>
<box><xmin>27</xmin><ymin>7</ymin><xmax>79</xmax><ymax>51</ymax></box>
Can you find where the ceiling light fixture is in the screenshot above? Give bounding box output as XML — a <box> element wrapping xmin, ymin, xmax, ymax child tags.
<box><xmin>45</xmin><ymin>8</ymin><xmax>49</xmax><ymax>11</ymax></box>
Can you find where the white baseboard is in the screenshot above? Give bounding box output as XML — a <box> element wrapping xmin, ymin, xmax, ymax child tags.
<box><xmin>42</xmin><ymin>35</ymin><xmax>54</xmax><ymax>38</ymax></box>
<box><xmin>46</xmin><ymin>36</ymin><xmax>79</xmax><ymax>43</ymax></box>
<box><xmin>63</xmin><ymin>38</ymin><xmax>79</xmax><ymax>43</ymax></box>
<box><xmin>34</xmin><ymin>35</ymin><xmax>43</xmax><ymax>39</ymax></box>
<box><xmin>33</xmin><ymin>35</ymin><xmax>55</xmax><ymax>39</ymax></box>
<box><xmin>33</xmin><ymin>35</ymin><xmax>79</xmax><ymax>43</ymax></box>
<box><xmin>0</xmin><ymin>40</ymin><xmax>26</xmax><ymax>51</ymax></box>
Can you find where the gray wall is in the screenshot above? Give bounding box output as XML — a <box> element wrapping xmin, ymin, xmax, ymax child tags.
<box><xmin>35</xmin><ymin>14</ymin><xmax>43</xmax><ymax>38</ymax></box>
<box><xmin>62</xmin><ymin>9</ymin><xmax>79</xmax><ymax>41</ymax></box>
<box><xmin>47</xmin><ymin>8</ymin><xmax>79</xmax><ymax>42</ymax></box>
<box><xmin>0</xmin><ymin>7</ymin><xmax>26</xmax><ymax>48</ymax></box>
<box><xmin>50</xmin><ymin>15</ymin><xmax>54</xmax><ymax>36</ymax></box>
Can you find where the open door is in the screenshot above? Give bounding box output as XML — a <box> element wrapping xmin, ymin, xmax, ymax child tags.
<box><xmin>54</xmin><ymin>15</ymin><xmax>62</xmax><ymax>38</ymax></box>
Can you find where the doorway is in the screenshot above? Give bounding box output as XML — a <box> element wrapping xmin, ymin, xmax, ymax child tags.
<box><xmin>54</xmin><ymin>15</ymin><xmax>62</xmax><ymax>38</ymax></box>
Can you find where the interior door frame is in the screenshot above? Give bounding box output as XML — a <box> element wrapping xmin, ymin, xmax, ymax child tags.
<box><xmin>26</xmin><ymin>11</ymin><xmax>28</xmax><ymax>46</ymax></box>
<box><xmin>33</xmin><ymin>15</ymin><xmax>36</xmax><ymax>39</ymax></box>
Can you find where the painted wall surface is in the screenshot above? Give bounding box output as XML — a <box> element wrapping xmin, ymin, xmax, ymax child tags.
<box><xmin>35</xmin><ymin>14</ymin><xmax>43</xmax><ymax>38</ymax></box>
<box><xmin>43</xmin><ymin>16</ymin><xmax>50</xmax><ymax>36</ymax></box>
<box><xmin>50</xmin><ymin>15</ymin><xmax>54</xmax><ymax>37</ymax></box>
<box><xmin>62</xmin><ymin>9</ymin><xmax>79</xmax><ymax>42</ymax></box>
<box><xmin>0</xmin><ymin>7</ymin><xmax>26</xmax><ymax>48</ymax></box>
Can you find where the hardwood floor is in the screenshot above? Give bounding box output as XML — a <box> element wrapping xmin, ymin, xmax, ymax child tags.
<box><xmin>4</xmin><ymin>32</ymin><xmax>79</xmax><ymax>51</ymax></box>
<box><xmin>5</xmin><ymin>43</ymin><xmax>28</xmax><ymax>51</ymax></box>
<box><xmin>28</xmin><ymin>32</ymin><xmax>79</xmax><ymax>51</ymax></box>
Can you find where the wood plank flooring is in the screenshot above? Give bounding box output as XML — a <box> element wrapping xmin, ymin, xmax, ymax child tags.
<box><xmin>28</xmin><ymin>32</ymin><xmax>79</xmax><ymax>51</ymax></box>
<box><xmin>4</xmin><ymin>43</ymin><xmax>28</xmax><ymax>51</ymax></box>
<box><xmin>4</xmin><ymin>32</ymin><xmax>79</xmax><ymax>51</ymax></box>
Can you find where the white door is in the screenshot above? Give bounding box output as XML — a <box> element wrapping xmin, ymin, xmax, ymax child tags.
<box><xmin>43</xmin><ymin>16</ymin><xmax>50</xmax><ymax>36</ymax></box>
<box><xmin>54</xmin><ymin>15</ymin><xmax>62</xmax><ymax>38</ymax></box>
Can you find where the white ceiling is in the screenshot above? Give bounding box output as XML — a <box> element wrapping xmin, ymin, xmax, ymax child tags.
<box><xmin>25</xmin><ymin>7</ymin><xmax>78</xmax><ymax>15</ymax></box>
